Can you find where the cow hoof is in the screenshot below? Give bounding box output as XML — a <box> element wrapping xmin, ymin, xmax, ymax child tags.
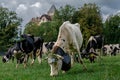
<box><xmin>16</xmin><ymin>64</ymin><xmax>19</xmax><ymax>69</ymax></box>
<box><xmin>62</xmin><ymin>71</ymin><xmax>66</xmax><ymax>74</ymax></box>
<box><xmin>24</xmin><ymin>64</ymin><xmax>27</xmax><ymax>68</ymax></box>
<box><xmin>50</xmin><ymin>74</ymin><xmax>57</xmax><ymax>77</ymax></box>
<box><xmin>50</xmin><ymin>74</ymin><xmax>54</xmax><ymax>77</ymax></box>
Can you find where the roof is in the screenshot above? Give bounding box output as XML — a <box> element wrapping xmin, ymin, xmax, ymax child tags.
<box><xmin>47</xmin><ymin>5</ymin><xmax>56</xmax><ymax>14</ymax></box>
<box><xmin>40</xmin><ymin>14</ymin><xmax>52</xmax><ymax>21</ymax></box>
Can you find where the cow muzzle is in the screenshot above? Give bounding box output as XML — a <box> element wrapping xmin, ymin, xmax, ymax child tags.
<box><xmin>13</xmin><ymin>50</ymin><xmax>22</xmax><ymax>54</ymax></box>
<box><xmin>2</xmin><ymin>56</ymin><xmax>9</xmax><ymax>63</ymax></box>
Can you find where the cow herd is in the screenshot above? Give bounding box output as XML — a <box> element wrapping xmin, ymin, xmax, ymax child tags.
<box><xmin>1</xmin><ymin>21</ymin><xmax>120</xmax><ymax>76</ymax></box>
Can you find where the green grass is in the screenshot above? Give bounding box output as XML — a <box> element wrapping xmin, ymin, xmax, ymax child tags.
<box><xmin>0</xmin><ymin>55</ymin><xmax>120</xmax><ymax>80</ymax></box>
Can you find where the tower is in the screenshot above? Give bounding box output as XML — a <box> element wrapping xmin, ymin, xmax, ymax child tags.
<box><xmin>47</xmin><ymin>4</ymin><xmax>56</xmax><ymax>17</ymax></box>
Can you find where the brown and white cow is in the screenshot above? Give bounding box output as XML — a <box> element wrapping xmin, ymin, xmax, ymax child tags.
<box><xmin>47</xmin><ymin>21</ymin><xmax>86</xmax><ymax>76</ymax></box>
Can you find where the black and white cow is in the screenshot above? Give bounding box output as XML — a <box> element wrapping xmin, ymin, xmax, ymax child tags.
<box><xmin>111</xmin><ymin>44</ymin><xmax>120</xmax><ymax>56</ymax></box>
<box><xmin>2</xmin><ymin>34</ymin><xmax>44</xmax><ymax>68</ymax></box>
<box><xmin>102</xmin><ymin>44</ymin><xmax>113</xmax><ymax>56</ymax></box>
<box><xmin>42</xmin><ymin>42</ymin><xmax>55</xmax><ymax>54</ymax></box>
<box><xmin>82</xmin><ymin>35</ymin><xmax>103</xmax><ymax>63</ymax></box>
<box><xmin>47</xmin><ymin>46</ymin><xmax>71</xmax><ymax>76</ymax></box>
<box><xmin>102</xmin><ymin>44</ymin><xmax>120</xmax><ymax>56</ymax></box>
<box><xmin>2</xmin><ymin>46</ymin><xmax>24</xmax><ymax>64</ymax></box>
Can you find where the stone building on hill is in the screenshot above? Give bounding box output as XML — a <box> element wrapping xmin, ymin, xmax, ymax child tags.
<box><xmin>30</xmin><ymin>5</ymin><xmax>56</xmax><ymax>25</ymax></box>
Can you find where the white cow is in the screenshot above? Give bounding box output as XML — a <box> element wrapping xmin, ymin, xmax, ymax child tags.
<box><xmin>48</xmin><ymin>21</ymin><xmax>86</xmax><ymax>76</ymax></box>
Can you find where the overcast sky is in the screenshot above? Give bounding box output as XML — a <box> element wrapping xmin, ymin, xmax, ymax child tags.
<box><xmin>0</xmin><ymin>0</ymin><xmax>120</xmax><ymax>30</ymax></box>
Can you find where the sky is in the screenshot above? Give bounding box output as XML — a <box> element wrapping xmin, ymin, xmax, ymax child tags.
<box><xmin>0</xmin><ymin>0</ymin><xmax>120</xmax><ymax>31</ymax></box>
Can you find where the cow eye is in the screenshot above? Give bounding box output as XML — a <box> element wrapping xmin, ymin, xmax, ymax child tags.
<box><xmin>61</xmin><ymin>39</ymin><xmax>65</xmax><ymax>42</ymax></box>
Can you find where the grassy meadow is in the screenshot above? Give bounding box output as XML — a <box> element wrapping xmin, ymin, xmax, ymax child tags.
<box><xmin>0</xmin><ymin>54</ymin><xmax>120</xmax><ymax>80</ymax></box>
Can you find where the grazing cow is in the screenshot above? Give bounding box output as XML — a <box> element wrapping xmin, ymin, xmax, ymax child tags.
<box><xmin>82</xmin><ymin>35</ymin><xmax>103</xmax><ymax>63</ymax></box>
<box><xmin>48</xmin><ymin>46</ymin><xmax>71</xmax><ymax>76</ymax></box>
<box><xmin>2</xmin><ymin>45</ymin><xmax>25</xmax><ymax>67</ymax></box>
<box><xmin>14</xmin><ymin>34</ymin><xmax>43</xmax><ymax>67</ymax></box>
<box><xmin>2</xmin><ymin>47</ymin><xmax>14</xmax><ymax>63</ymax></box>
<box><xmin>2</xmin><ymin>34</ymin><xmax>44</xmax><ymax>68</ymax></box>
<box><xmin>102</xmin><ymin>44</ymin><xmax>113</xmax><ymax>56</ymax></box>
<box><xmin>111</xmin><ymin>44</ymin><xmax>120</xmax><ymax>56</ymax></box>
<box><xmin>48</xmin><ymin>21</ymin><xmax>86</xmax><ymax>76</ymax></box>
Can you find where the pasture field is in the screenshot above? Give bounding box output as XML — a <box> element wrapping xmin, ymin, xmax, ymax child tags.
<box><xmin>0</xmin><ymin>55</ymin><xmax>120</xmax><ymax>80</ymax></box>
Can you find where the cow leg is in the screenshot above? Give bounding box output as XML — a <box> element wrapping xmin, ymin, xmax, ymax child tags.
<box><xmin>16</xmin><ymin>60</ymin><xmax>19</xmax><ymax>68</ymax></box>
<box><xmin>38</xmin><ymin>46</ymin><xmax>43</xmax><ymax>64</ymax></box>
<box><xmin>37</xmin><ymin>48</ymin><xmax>42</xmax><ymax>64</ymax></box>
<box><xmin>70</xmin><ymin>52</ymin><xmax>74</xmax><ymax>67</ymax></box>
<box><xmin>78</xmin><ymin>54</ymin><xmax>87</xmax><ymax>70</ymax></box>
<box><xmin>33</xmin><ymin>49</ymin><xmax>42</xmax><ymax>64</ymax></box>
<box><xmin>16</xmin><ymin>63</ymin><xmax>19</xmax><ymax>68</ymax></box>
<box><xmin>38</xmin><ymin>57</ymin><xmax>42</xmax><ymax>64</ymax></box>
<box><xmin>38</xmin><ymin>53</ymin><xmax>42</xmax><ymax>64</ymax></box>
<box><xmin>23</xmin><ymin>54</ymin><xmax>28</xmax><ymax>68</ymax></box>
<box><xmin>99</xmin><ymin>49</ymin><xmax>102</xmax><ymax>59</ymax></box>
<box><xmin>31</xmin><ymin>49</ymin><xmax>37</xmax><ymax>65</ymax></box>
<box><xmin>12</xmin><ymin>56</ymin><xmax>14</xmax><ymax>63</ymax></box>
<box><xmin>74</xmin><ymin>43</ymin><xmax>87</xmax><ymax>70</ymax></box>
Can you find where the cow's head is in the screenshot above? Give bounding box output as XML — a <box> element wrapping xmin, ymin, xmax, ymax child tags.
<box><xmin>45</xmin><ymin>42</ymin><xmax>55</xmax><ymax>51</ymax></box>
<box><xmin>47</xmin><ymin>53</ymin><xmax>64</xmax><ymax>76</ymax></box>
<box><xmin>2</xmin><ymin>55</ymin><xmax>9</xmax><ymax>63</ymax></box>
<box><xmin>2</xmin><ymin>50</ymin><xmax>12</xmax><ymax>63</ymax></box>
<box><xmin>14</xmin><ymin>49</ymin><xmax>25</xmax><ymax>64</ymax></box>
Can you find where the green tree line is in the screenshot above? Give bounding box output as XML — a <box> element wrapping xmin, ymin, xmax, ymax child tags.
<box><xmin>1</xmin><ymin>3</ymin><xmax>120</xmax><ymax>51</ymax></box>
<box><xmin>24</xmin><ymin>3</ymin><xmax>120</xmax><ymax>47</ymax></box>
<box><xmin>0</xmin><ymin>7</ymin><xmax>22</xmax><ymax>51</ymax></box>
<box><xmin>24</xmin><ymin>3</ymin><xmax>104</xmax><ymax>47</ymax></box>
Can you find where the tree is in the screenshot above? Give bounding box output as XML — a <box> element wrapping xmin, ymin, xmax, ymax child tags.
<box><xmin>24</xmin><ymin>22</ymin><xmax>39</xmax><ymax>36</ymax></box>
<box><xmin>24</xmin><ymin>21</ymin><xmax>58</xmax><ymax>42</ymax></box>
<box><xmin>0</xmin><ymin>7</ymin><xmax>22</xmax><ymax>51</ymax></box>
<box><xmin>104</xmin><ymin>14</ymin><xmax>120</xmax><ymax>44</ymax></box>
<box><xmin>53</xmin><ymin>5</ymin><xmax>76</xmax><ymax>24</ymax></box>
<box><xmin>77</xmin><ymin>3</ymin><xmax>103</xmax><ymax>47</ymax></box>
